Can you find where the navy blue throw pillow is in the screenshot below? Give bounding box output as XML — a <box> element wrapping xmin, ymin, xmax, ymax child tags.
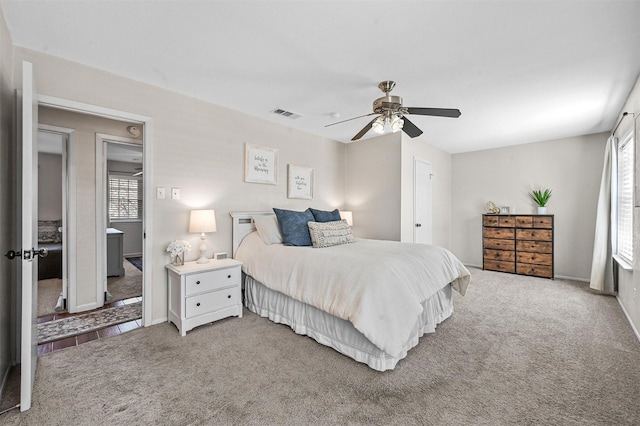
<box><xmin>273</xmin><ymin>208</ymin><xmax>315</xmax><ymax>246</ymax></box>
<box><xmin>309</xmin><ymin>208</ymin><xmax>341</xmax><ymax>223</ymax></box>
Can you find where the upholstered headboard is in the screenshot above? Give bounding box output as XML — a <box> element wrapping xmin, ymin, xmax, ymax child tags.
<box><xmin>229</xmin><ymin>211</ymin><xmax>272</xmax><ymax>258</ymax></box>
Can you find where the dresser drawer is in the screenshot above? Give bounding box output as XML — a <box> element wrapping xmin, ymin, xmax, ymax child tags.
<box><xmin>533</xmin><ymin>216</ymin><xmax>553</xmax><ymax>229</ymax></box>
<box><xmin>483</xmin><ymin>216</ymin><xmax>499</xmax><ymax>226</ymax></box>
<box><xmin>484</xmin><ymin>238</ymin><xmax>515</xmax><ymax>251</ymax></box>
<box><xmin>516</xmin><ymin>252</ymin><xmax>552</xmax><ymax>265</ymax></box>
<box><xmin>515</xmin><ymin>216</ymin><xmax>533</xmax><ymax>228</ymax></box>
<box><xmin>185</xmin><ymin>267</ymin><xmax>241</xmax><ymax>296</ymax></box>
<box><xmin>516</xmin><ymin>229</ymin><xmax>552</xmax><ymax>241</ymax></box>
<box><xmin>484</xmin><ymin>228</ymin><xmax>515</xmax><ymax>239</ymax></box>
<box><xmin>484</xmin><ymin>259</ymin><xmax>515</xmax><ymax>273</ymax></box>
<box><xmin>516</xmin><ymin>263</ymin><xmax>553</xmax><ymax>278</ymax></box>
<box><xmin>185</xmin><ymin>287</ymin><xmax>240</xmax><ymax>318</ymax></box>
<box><xmin>516</xmin><ymin>240</ymin><xmax>552</xmax><ymax>253</ymax></box>
<box><xmin>484</xmin><ymin>249</ymin><xmax>515</xmax><ymax>262</ymax></box>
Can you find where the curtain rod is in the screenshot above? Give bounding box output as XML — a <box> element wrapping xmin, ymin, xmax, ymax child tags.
<box><xmin>612</xmin><ymin>112</ymin><xmax>631</xmax><ymax>136</ymax></box>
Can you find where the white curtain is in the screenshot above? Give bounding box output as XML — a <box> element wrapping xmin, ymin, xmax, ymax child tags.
<box><xmin>589</xmin><ymin>136</ymin><xmax>616</xmax><ymax>292</ymax></box>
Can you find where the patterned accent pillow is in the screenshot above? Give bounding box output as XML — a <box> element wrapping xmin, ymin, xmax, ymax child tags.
<box><xmin>309</xmin><ymin>208</ymin><xmax>341</xmax><ymax>222</ymax></box>
<box><xmin>307</xmin><ymin>220</ymin><xmax>354</xmax><ymax>248</ymax></box>
<box><xmin>38</xmin><ymin>219</ymin><xmax>62</xmax><ymax>243</ymax></box>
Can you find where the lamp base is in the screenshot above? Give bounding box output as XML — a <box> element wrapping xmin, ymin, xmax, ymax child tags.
<box><xmin>197</xmin><ymin>234</ymin><xmax>209</xmax><ymax>263</ymax></box>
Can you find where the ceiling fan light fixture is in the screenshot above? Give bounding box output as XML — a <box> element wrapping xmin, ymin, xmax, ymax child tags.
<box><xmin>371</xmin><ymin>116</ymin><xmax>385</xmax><ymax>134</ymax></box>
<box><xmin>390</xmin><ymin>115</ymin><xmax>404</xmax><ymax>132</ymax></box>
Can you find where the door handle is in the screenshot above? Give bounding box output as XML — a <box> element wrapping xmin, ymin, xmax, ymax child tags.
<box><xmin>4</xmin><ymin>247</ymin><xmax>48</xmax><ymax>260</ymax></box>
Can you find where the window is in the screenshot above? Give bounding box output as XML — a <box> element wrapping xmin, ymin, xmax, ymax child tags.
<box><xmin>616</xmin><ymin>129</ymin><xmax>634</xmax><ymax>266</ymax></box>
<box><xmin>108</xmin><ymin>174</ymin><xmax>142</xmax><ymax>221</ymax></box>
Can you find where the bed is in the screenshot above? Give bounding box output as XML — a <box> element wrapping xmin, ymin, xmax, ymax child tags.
<box><xmin>230</xmin><ymin>210</ymin><xmax>471</xmax><ymax>371</ymax></box>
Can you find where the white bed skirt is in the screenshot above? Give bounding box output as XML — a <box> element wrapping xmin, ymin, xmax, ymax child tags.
<box><xmin>244</xmin><ymin>275</ymin><xmax>454</xmax><ymax>371</ymax></box>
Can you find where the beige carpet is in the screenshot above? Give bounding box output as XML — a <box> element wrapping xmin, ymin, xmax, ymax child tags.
<box><xmin>37</xmin><ymin>259</ymin><xmax>142</xmax><ymax>317</ymax></box>
<box><xmin>5</xmin><ymin>268</ymin><xmax>640</xmax><ymax>425</ymax></box>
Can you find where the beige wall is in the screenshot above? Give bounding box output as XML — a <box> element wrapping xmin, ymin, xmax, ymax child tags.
<box><xmin>0</xmin><ymin>5</ymin><xmax>13</xmax><ymax>387</ymax></box>
<box><xmin>345</xmin><ymin>133</ymin><xmax>402</xmax><ymax>240</ymax></box>
<box><xmin>451</xmin><ymin>132</ymin><xmax>607</xmax><ymax>280</ymax></box>
<box><xmin>16</xmin><ymin>48</ymin><xmax>346</xmax><ymax>323</ymax></box>
<box><xmin>38</xmin><ymin>152</ymin><xmax>63</xmax><ymax>220</ymax></box>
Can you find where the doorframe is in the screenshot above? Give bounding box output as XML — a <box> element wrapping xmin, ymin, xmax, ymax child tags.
<box><xmin>37</xmin><ymin>125</ymin><xmax>73</xmax><ymax>310</ymax></box>
<box><xmin>95</xmin><ymin>134</ymin><xmax>143</xmax><ymax>307</ymax></box>
<box><xmin>37</xmin><ymin>94</ymin><xmax>153</xmax><ymax>326</ymax></box>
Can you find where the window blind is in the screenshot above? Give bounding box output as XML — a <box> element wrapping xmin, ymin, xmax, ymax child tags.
<box><xmin>108</xmin><ymin>175</ymin><xmax>142</xmax><ymax>220</ymax></box>
<box><xmin>616</xmin><ymin>130</ymin><xmax>634</xmax><ymax>265</ymax></box>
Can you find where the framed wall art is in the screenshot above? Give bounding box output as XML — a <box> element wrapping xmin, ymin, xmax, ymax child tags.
<box><xmin>287</xmin><ymin>165</ymin><xmax>313</xmax><ymax>199</ymax></box>
<box><xmin>245</xmin><ymin>143</ymin><xmax>278</xmax><ymax>185</ymax></box>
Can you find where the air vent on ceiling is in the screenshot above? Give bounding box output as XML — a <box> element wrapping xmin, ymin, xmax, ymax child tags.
<box><xmin>272</xmin><ymin>108</ymin><xmax>301</xmax><ymax>119</ymax></box>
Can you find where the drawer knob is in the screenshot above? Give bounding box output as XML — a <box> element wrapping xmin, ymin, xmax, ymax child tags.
<box><xmin>227</xmin><ymin>294</ymin><xmax>231</xmax><ymax>299</ymax></box>
<box><xmin>196</xmin><ymin>302</ymin><xmax>201</xmax><ymax>307</ymax></box>
<box><xmin>196</xmin><ymin>280</ymin><xmax>201</xmax><ymax>285</ymax></box>
<box><xmin>227</xmin><ymin>274</ymin><xmax>231</xmax><ymax>279</ymax></box>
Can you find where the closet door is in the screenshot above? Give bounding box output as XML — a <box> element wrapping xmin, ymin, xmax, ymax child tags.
<box><xmin>413</xmin><ymin>158</ymin><xmax>433</xmax><ymax>244</ymax></box>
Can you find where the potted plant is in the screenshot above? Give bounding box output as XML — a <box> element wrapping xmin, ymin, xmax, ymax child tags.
<box><xmin>528</xmin><ymin>189</ymin><xmax>552</xmax><ymax>214</ymax></box>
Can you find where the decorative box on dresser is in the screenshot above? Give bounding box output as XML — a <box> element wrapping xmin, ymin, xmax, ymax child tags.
<box><xmin>166</xmin><ymin>258</ymin><xmax>243</xmax><ymax>336</ymax></box>
<box><xmin>482</xmin><ymin>214</ymin><xmax>554</xmax><ymax>279</ymax></box>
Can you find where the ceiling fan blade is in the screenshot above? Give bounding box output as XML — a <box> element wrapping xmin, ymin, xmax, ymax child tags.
<box><xmin>351</xmin><ymin>117</ymin><xmax>379</xmax><ymax>141</ymax></box>
<box><xmin>406</xmin><ymin>107</ymin><xmax>461</xmax><ymax>118</ymax></box>
<box><xmin>401</xmin><ymin>116</ymin><xmax>423</xmax><ymax>138</ymax></box>
<box><xmin>325</xmin><ymin>112</ymin><xmax>377</xmax><ymax>127</ymax></box>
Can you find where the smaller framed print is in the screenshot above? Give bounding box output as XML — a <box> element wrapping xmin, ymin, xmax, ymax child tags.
<box><xmin>287</xmin><ymin>165</ymin><xmax>313</xmax><ymax>199</ymax></box>
<box><xmin>500</xmin><ymin>206</ymin><xmax>510</xmax><ymax>214</ymax></box>
<box><xmin>245</xmin><ymin>143</ymin><xmax>278</xmax><ymax>185</ymax></box>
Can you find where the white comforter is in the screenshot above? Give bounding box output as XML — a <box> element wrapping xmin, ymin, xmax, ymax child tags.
<box><xmin>236</xmin><ymin>232</ymin><xmax>471</xmax><ymax>358</ymax></box>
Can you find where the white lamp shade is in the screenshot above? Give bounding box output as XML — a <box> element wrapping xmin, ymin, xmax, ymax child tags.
<box><xmin>340</xmin><ymin>210</ymin><xmax>353</xmax><ymax>227</ymax></box>
<box><xmin>189</xmin><ymin>209</ymin><xmax>217</xmax><ymax>233</ymax></box>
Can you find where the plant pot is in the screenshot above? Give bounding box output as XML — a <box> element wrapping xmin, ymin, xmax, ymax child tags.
<box><xmin>537</xmin><ymin>206</ymin><xmax>547</xmax><ymax>214</ymax></box>
<box><xmin>173</xmin><ymin>252</ymin><xmax>184</xmax><ymax>266</ymax></box>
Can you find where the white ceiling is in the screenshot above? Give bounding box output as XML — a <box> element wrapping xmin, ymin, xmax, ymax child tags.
<box><xmin>2</xmin><ymin>0</ymin><xmax>640</xmax><ymax>153</ymax></box>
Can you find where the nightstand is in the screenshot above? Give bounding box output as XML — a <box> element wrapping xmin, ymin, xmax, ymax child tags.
<box><xmin>166</xmin><ymin>258</ymin><xmax>243</xmax><ymax>336</ymax></box>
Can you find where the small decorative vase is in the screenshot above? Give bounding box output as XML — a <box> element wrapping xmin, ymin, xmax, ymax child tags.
<box><xmin>537</xmin><ymin>206</ymin><xmax>547</xmax><ymax>214</ymax></box>
<box><xmin>173</xmin><ymin>252</ymin><xmax>184</xmax><ymax>266</ymax></box>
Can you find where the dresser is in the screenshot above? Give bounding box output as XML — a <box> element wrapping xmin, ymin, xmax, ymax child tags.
<box><xmin>482</xmin><ymin>214</ymin><xmax>554</xmax><ymax>279</ymax></box>
<box><xmin>106</xmin><ymin>228</ymin><xmax>124</xmax><ymax>277</ymax></box>
<box><xmin>166</xmin><ymin>259</ymin><xmax>243</xmax><ymax>336</ymax></box>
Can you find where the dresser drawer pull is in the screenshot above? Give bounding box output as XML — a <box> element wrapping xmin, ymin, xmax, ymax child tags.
<box><xmin>227</xmin><ymin>275</ymin><xmax>231</xmax><ymax>279</ymax></box>
<box><xmin>196</xmin><ymin>302</ymin><xmax>201</xmax><ymax>307</ymax></box>
<box><xmin>196</xmin><ymin>280</ymin><xmax>201</xmax><ymax>285</ymax></box>
<box><xmin>227</xmin><ymin>294</ymin><xmax>231</xmax><ymax>299</ymax></box>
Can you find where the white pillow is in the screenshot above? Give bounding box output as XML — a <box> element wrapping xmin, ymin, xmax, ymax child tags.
<box><xmin>252</xmin><ymin>215</ymin><xmax>283</xmax><ymax>245</ymax></box>
<box><xmin>307</xmin><ymin>220</ymin><xmax>354</xmax><ymax>248</ymax></box>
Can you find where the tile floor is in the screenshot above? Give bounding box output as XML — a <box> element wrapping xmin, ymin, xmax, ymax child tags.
<box><xmin>36</xmin><ymin>296</ymin><xmax>143</xmax><ymax>355</ymax></box>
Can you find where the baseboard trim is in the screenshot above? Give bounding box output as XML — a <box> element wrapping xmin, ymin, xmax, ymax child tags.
<box><xmin>616</xmin><ymin>295</ymin><xmax>640</xmax><ymax>343</ymax></box>
<box><xmin>554</xmin><ymin>274</ymin><xmax>590</xmax><ymax>283</ymax></box>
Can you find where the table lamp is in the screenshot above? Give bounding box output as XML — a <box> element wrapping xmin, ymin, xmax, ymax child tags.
<box><xmin>189</xmin><ymin>209</ymin><xmax>217</xmax><ymax>263</ymax></box>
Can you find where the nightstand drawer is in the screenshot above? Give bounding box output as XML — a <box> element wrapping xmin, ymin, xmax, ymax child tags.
<box><xmin>185</xmin><ymin>288</ymin><xmax>240</xmax><ymax>318</ymax></box>
<box><xmin>185</xmin><ymin>267</ymin><xmax>241</xmax><ymax>295</ymax></box>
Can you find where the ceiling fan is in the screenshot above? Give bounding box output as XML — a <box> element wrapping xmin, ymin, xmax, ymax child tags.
<box><xmin>326</xmin><ymin>81</ymin><xmax>461</xmax><ymax>141</ymax></box>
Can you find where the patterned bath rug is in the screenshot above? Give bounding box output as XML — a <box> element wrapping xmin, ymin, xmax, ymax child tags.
<box><xmin>37</xmin><ymin>302</ymin><xmax>142</xmax><ymax>344</ymax></box>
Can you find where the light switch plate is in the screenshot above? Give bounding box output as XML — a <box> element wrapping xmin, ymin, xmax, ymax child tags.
<box><xmin>171</xmin><ymin>188</ymin><xmax>180</xmax><ymax>200</ymax></box>
<box><xmin>156</xmin><ymin>187</ymin><xmax>165</xmax><ymax>199</ymax></box>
